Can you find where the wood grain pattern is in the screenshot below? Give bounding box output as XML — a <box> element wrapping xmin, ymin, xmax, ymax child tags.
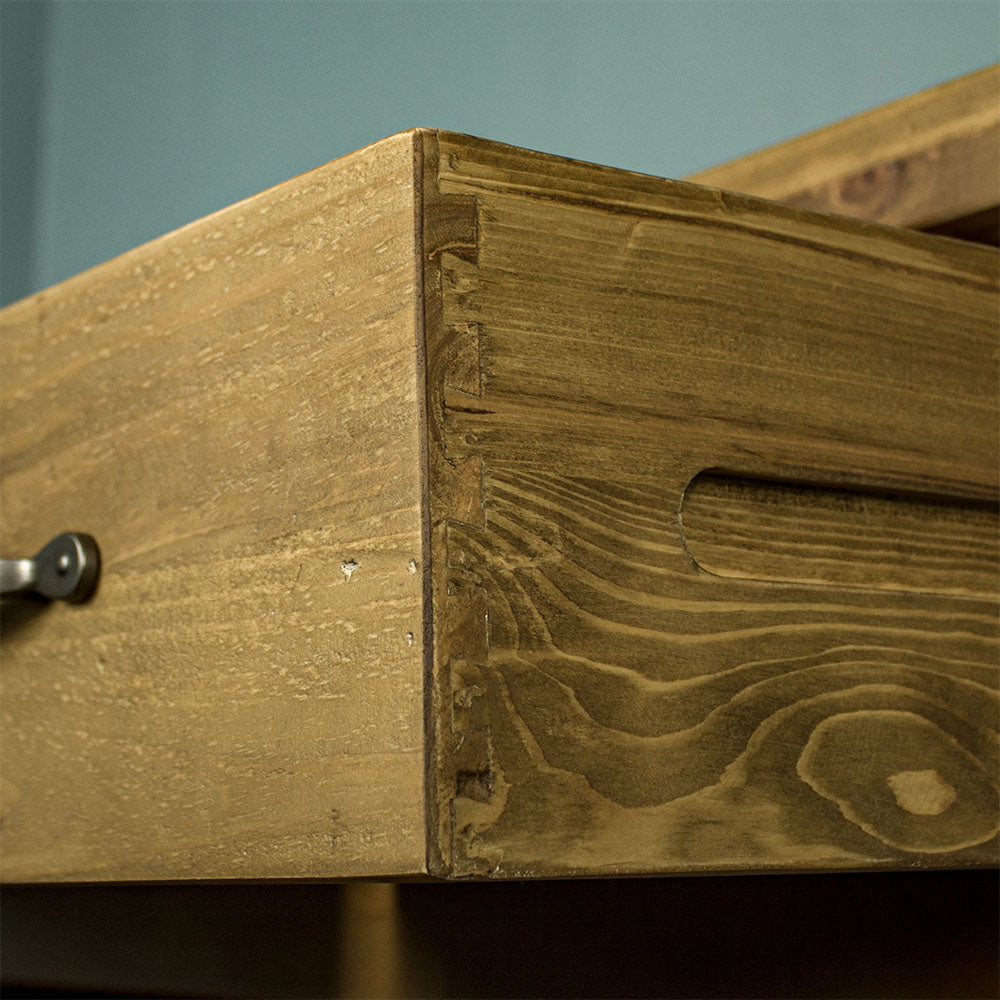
<box><xmin>419</xmin><ymin>130</ymin><xmax>999</xmax><ymax>877</ymax></box>
<box><xmin>0</xmin><ymin>132</ymin><xmax>428</xmax><ymax>880</ymax></box>
<box><xmin>3</xmin><ymin>123</ymin><xmax>997</xmax><ymax>883</ymax></box>
<box><xmin>687</xmin><ymin>64</ymin><xmax>1000</xmax><ymax>241</ymax></box>
<box><xmin>681</xmin><ymin>473</ymin><xmax>999</xmax><ymax>598</ymax></box>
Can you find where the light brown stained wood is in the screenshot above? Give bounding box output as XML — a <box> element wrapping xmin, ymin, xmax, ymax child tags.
<box><xmin>686</xmin><ymin>64</ymin><xmax>1000</xmax><ymax>241</ymax></box>
<box><xmin>0</xmin><ymin>132</ymin><xmax>428</xmax><ymax>881</ymax></box>
<box><xmin>3</xmin><ymin>125</ymin><xmax>998</xmax><ymax>885</ymax></box>
<box><xmin>418</xmin><ymin>130</ymin><xmax>1000</xmax><ymax>878</ymax></box>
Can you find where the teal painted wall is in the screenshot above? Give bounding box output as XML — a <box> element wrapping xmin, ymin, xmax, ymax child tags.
<box><xmin>1</xmin><ymin>0</ymin><xmax>998</xmax><ymax>305</ymax></box>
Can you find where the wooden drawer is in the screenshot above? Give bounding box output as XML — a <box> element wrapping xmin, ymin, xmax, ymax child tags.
<box><xmin>1</xmin><ymin>127</ymin><xmax>997</xmax><ymax>881</ymax></box>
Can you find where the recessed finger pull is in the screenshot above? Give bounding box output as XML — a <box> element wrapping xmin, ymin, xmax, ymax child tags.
<box><xmin>0</xmin><ymin>533</ymin><xmax>100</xmax><ymax>603</ymax></box>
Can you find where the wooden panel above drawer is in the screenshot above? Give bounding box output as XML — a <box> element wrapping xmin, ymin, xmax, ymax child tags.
<box><xmin>687</xmin><ymin>63</ymin><xmax>1000</xmax><ymax>243</ymax></box>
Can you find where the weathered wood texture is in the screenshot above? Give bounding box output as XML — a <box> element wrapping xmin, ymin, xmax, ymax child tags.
<box><xmin>3</xmin><ymin>124</ymin><xmax>998</xmax><ymax>883</ymax></box>
<box><xmin>687</xmin><ymin>64</ymin><xmax>1000</xmax><ymax>242</ymax></box>
<box><xmin>0</xmin><ymin>133</ymin><xmax>428</xmax><ymax>880</ymax></box>
<box><xmin>682</xmin><ymin>474</ymin><xmax>999</xmax><ymax>599</ymax></box>
<box><xmin>419</xmin><ymin>130</ymin><xmax>1000</xmax><ymax>877</ymax></box>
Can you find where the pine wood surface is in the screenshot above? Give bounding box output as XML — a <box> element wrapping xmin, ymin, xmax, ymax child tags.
<box><xmin>419</xmin><ymin>130</ymin><xmax>999</xmax><ymax>877</ymax></box>
<box><xmin>681</xmin><ymin>473</ymin><xmax>999</xmax><ymax>599</ymax></box>
<box><xmin>0</xmin><ymin>133</ymin><xmax>428</xmax><ymax>881</ymax></box>
<box><xmin>687</xmin><ymin>64</ymin><xmax>1000</xmax><ymax>240</ymax></box>
<box><xmin>1</xmin><ymin>123</ymin><xmax>997</xmax><ymax>882</ymax></box>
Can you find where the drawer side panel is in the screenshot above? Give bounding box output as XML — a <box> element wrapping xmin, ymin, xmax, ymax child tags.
<box><xmin>422</xmin><ymin>130</ymin><xmax>999</xmax><ymax>878</ymax></box>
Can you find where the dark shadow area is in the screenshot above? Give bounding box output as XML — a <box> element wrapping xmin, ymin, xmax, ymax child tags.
<box><xmin>1</xmin><ymin>870</ymin><xmax>997</xmax><ymax>999</ymax></box>
<box><xmin>925</xmin><ymin>206</ymin><xmax>1000</xmax><ymax>246</ymax></box>
<box><xmin>0</xmin><ymin>595</ymin><xmax>53</xmax><ymax>640</ymax></box>
<box><xmin>0</xmin><ymin>883</ymin><xmax>347</xmax><ymax>999</ymax></box>
<box><xmin>398</xmin><ymin>870</ymin><xmax>1000</xmax><ymax>999</ymax></box>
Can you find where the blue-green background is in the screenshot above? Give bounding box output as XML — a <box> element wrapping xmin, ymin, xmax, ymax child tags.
<box><xmin>2</xmin><ymin>0</ymin><xmax>997</xmax><ymax>306</ymax></box>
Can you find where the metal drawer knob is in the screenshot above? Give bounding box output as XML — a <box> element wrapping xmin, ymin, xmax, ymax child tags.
<box><xmin>0</xmin><ymin>532</ymin><xmax>100</xmax><ymax>603</ymax></box>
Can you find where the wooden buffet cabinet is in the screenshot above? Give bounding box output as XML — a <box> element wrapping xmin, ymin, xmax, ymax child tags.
<box><xmin>1</xmin><ymin>68</ymin><xmax>997</xmax><ymax>885</ymax></box>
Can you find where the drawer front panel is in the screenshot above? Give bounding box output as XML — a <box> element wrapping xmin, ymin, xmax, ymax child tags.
<box><xmin>0</xmin><ymin>133</ymin><xmax>427</xmax><ymax>881</ymax></box>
